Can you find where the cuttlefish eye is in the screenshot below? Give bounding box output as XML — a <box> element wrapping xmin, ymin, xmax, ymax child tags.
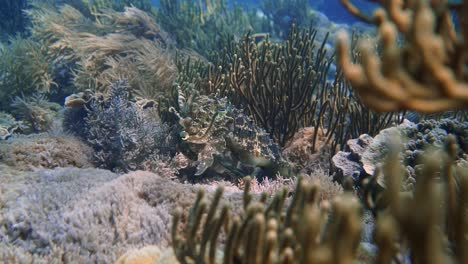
<box><xmin>180</xmin><ymin>131</ymin><xmax>189</xmax><ymax>140</ymax></box>
<box><xmin>181</xmin><ymin>117</ymin><xmax>192</xmax><ymax>128</ymax></box>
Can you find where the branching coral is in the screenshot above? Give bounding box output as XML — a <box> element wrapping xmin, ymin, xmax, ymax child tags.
<box><xmin>173</xmin><ymin>137</ymin><xmax>468</xmax><ymax>263</ymax></box>
<box><xmin>362</xmin><ymin>135</ymin><xmax>468</xmax><ymax>263</ymax></box>
<box><xmin>338</xmin><ymin>0</ymin><xmax>468</xmax><ymax>113</ymax></box>
<box><xmin>363</xmin><ymin>118</ymin><xmax>467</xmax><ymax>178</ymax></box>
<box><xmin>175</xmin><ymin>24</ymin><xmax>400</xmax><ymax>154</ymax></box>
<box><xmin>175</xmin><ymin>26</ymin><xmax>337</xmax><ymax>147</ymax></box>
<box><xmin>172</xmin><ymin>177</ymin><xmax>362</xmax><ymax>263</ymax></box>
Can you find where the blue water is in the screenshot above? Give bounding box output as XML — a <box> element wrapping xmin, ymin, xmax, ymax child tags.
<box><xmin>150</xmin><ymin>0</ymin><xmax>378</xmax><ymax>24</ymax></box>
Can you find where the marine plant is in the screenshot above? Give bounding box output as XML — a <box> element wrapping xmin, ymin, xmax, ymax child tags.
<box><xmin>338</xmin><ymin>0</ymin><xmax>468</xmax><ymax>113</ymax></box>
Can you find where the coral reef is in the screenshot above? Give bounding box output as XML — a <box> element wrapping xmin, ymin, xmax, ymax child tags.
<box><xmin>0</xmin><ymin>1</ymin><xmax>466</xmax><ymax>263</ymax></box>
<box><xmin>79</xmin><ymin>80</ymin><xmax>176</xmax><ymax>172</ymax></box>
<box><xmin>338</xmin><ymin>0</ymin><xmax>468</xmax><ymax>113</ymax></box>
<box><xmin>174</xmin><ymin>24</ymin><xmax>400</xmax><ymax>159</ymax></box>
<box><xmin>362</xmin><ymin>119</ymin><xmax>467</xmax><ymax>175</ymax></box>
<box><xmin>0</xmin><ymin>132</ymin><xmax>94</xmax><ymax>171</ymax></box>
<box><xmin>0</xmin><ymin>167</ymin><xmax>250</xmax><ymax>263</ymax></box>
<box><xmin>172</xmin><ymin>177</ymin><xmax>363</xmax><ymax>263</ymax></box>
<box><xmin>333</xmin><ymin>118</ymin><xmax>467</xmax><ymax>189</ymax></box>
<box><xmin>173</xmin><ymin>141</ymin><xmax>468</xmax><ymax>263</ymax></box>
<box><xmin>281</xmin><ymin>127</ymin><xmax>334</xmax><ymax>173</ymax></box>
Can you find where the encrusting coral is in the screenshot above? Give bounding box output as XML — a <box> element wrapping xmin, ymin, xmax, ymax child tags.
<box><xmin>0</xmin><ymin>132</ymin><xmax>94</xmax><ymax>170</ymax></box>
<box><xmin>0</xmin><ymin>169</ymin><xmax>190</xmax><ymax>263</ymax></box>
<box><xmin>337</xmin><ymin>0</ymin><xmax>468</xmax><ymax>113</ymax></box>
<box><xmin>332</xmin><ymin>118</ymin><xmax>467</xmax><ymax>189</ymax></box>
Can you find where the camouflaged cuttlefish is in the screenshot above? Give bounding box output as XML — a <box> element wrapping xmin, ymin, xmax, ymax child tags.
<box><xmin>170</xmin><ymin>87</ymin><xmax>293</xmax><ymax>178</ymax></box>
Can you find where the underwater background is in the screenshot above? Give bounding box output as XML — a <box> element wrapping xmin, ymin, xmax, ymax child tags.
<box><xmin>0</xmin><ymin>0</ymin><xmax>467</xmax><ymax>263</ymax></box>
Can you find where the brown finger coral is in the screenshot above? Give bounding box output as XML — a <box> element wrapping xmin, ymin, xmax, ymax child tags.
<box><xmin>337</xmin><ymin>0</ymin><xmax>468</xmax><ymax>113</ymax></box>
<box><xmin>172</xmin><ymin>136</ymin><xmax>468</xmax><ymax>263</ymax></box>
